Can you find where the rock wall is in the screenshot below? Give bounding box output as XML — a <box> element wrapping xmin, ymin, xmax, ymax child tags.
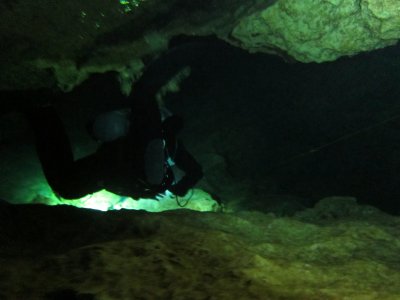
<box><xmin>1</xmin><ymin>198</ymin><xmax>400</xmax><ymax>299</ymax></box>
<box><xmin>231</xmin><ymin>0</ymin><xmax>400</xmax><ymax>62</ymax></box>
<box><xmin>0</xmin><ymin>0</ymin><xmax>260</xmax><ymax>90</ymax></box>
<box><xmin>2</xmin><ymin>0</ymin><xmax>400</xmax><ymax>90</ymax></box>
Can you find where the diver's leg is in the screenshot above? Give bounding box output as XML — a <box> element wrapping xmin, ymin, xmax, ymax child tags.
<box><xmin>57</xmin><ymin>154</ymin><xmax>104</xmax><ymax>199</ymax></box>
<box><xmin>27</xmin><ymin>106</ymin><xmax>74</xmax><ymax>190</ymax></box>
<box><xmin>127</xmin><ymin>39</ymin><xmax>231</xmax><ymax>139</ymax></box>
<box><xmin>130</xmin><ymin>39</ymin><xmax>231</xmax><ymax>98</ymax></box>
<box><xmin>27</xmin><ymin>106</ymin><xmax>100</xmax><ymax>199</ymax></box>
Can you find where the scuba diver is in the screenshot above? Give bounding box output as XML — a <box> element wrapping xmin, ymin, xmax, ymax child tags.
<box><xmin>26</xmin><ymin>68</ymin><xmax>203</xmax><ymax>200</ymax></box>
<box><xmin>5</xmin><ymin>37</ymin><xmax>232</xmax><ymax>201</ymax></box>
<box><xmin>27</xmin><ymin>99</ymin><xmax>202</xmax><ymax>200</ymax></box>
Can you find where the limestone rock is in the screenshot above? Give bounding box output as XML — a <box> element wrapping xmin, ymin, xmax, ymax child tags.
<box><xmin>231</xmin><ymin>0</ymin><xmax>400</xmax><ymax>62</ymax></box>
<box><xmin>4</xmin><ymin>0</ymin><xmax>400</xmax><ymax>90</ymax></box>
<box><xmin>0</xmin><ymin>0</ymin><xmax>255</xmax><ymax>90</ymax></box>
<box><xmin>1</xmin><ymin>199</ymin><xmax>400</xmax><ymax>299</ymax></box>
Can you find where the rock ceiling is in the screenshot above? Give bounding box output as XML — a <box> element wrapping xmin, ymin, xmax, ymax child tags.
<box><xmin>1</xmin><ymin>0</ymin><xmax>399</xmax><ymax>90</ymax></box>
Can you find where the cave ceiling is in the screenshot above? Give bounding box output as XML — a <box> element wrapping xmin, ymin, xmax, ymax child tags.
<box><xmin>1</xmin><ymin>0</ymin><xmax>399</xmax><ymax>91</ymax></box>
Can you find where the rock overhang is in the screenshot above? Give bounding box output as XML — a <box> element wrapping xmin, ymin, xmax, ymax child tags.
<box><xmin>1</xmin><ymin>0</ymin><xmax>400</xmax><ymax>91</ymax></box>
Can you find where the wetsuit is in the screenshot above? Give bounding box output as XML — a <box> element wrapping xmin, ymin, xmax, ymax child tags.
<box><xmin>25</xmin><ymin>39</ymin><xmax>232</xmax><ymax>199</ymax></box>
<box><xmin>27</xmin><ymin>101</ymin><xmax>202</xmax><ymax>199</ymax></box>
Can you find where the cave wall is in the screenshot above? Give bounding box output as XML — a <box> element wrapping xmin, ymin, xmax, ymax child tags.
<box><xmin>232</xmin><ymin>0</ymin><xmax>400</xmax><ymax>62</ymax></box>
<box><xmin>1</xmin><ymin>0</ymin><xmax>400</xmax><ymax>90</ymax></box>
<box><xmin>0</xmin><ymin>0</ymin><xmax>270</xmax><ymax>90</ymax></box>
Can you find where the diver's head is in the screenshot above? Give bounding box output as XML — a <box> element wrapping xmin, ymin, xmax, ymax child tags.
<box><xmin>89</xmin><ymin>109</ymin><xmax>130</xmax><ymax>142</ymax></box>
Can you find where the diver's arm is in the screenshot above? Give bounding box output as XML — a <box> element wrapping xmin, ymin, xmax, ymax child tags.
<box><xmin>169</xmin><ymin>141</ymin><xmax>203</xmax><ymax>196</ymax></box>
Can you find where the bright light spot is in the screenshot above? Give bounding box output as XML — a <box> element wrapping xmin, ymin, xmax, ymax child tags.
<box><xmin>119</xmin><ymin>0</ymin><xmax>144</xmax><ymax>13</ymax></box>
<box><xmin>33</xmin><ymin>189</ymin><xmax>220</xmax><ymax>213</ymax></box>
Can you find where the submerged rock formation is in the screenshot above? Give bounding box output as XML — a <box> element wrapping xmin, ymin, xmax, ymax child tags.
<box><xmin>1</xmin><ymin>0</ymin><xmax>400</xmax><ymax>90</ymax></box>
<box><xmin>1</xmin><ymin>197</ymin><xmax>400</xmax><ymax>299</ymax></box>
<box><xmin>231</xmin><ymin>0</ymin><xmax>400</xmax><ymax>62</ymax></box>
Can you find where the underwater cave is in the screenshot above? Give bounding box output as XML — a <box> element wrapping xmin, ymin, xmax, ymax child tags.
<box><xmin>1</xmin><ymin>1</ymin><xmax>400</xmax><ymax>299</ymax></box>
<box><xmin>2</xmin><ymin>36</ymin><xmax>400</xmax><ymax>215</ymax></box>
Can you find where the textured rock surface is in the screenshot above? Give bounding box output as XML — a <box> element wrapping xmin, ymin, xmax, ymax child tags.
<box><xmin>2</xmin><ymin>0</ymin><xmax>400</xmax><ymax>90</ymax></box>
<box><xmin>0</xmin><ymin>0</ymin><xmax>262</xmax><ymax>90</ymax></box>
<box><xmin>231</xmin><ymin>0</ymin><xmax>400</xmax><ymax>62</ymax></box>
<box><xmin>1</xmin><ymin>197</ymin><xmax>400</xmax><ymax>299</ymax></box>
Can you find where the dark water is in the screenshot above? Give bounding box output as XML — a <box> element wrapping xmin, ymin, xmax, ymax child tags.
<box><xmin>165</xmin><ymin>37</ymin><xmax>400</xmax><ymax>214</ymax></box>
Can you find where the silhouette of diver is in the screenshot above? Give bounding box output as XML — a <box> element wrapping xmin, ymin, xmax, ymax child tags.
<box><xmin>24</xmin><ymin>38</ymin><xmax>232</xmax><ymax>200</ymax></box>
<box><xmin>28</xmin><ymin>104</ymin><xmax>202</xmax><ymax>200</ymax></box>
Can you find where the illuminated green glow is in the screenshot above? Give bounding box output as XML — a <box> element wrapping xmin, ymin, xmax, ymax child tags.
<box><xmin>31</xmin><ymin>187</ymin><xmax>220</xmax><ymax>213</ymax></box>
<box><xmin>5</xmin><ymin>163</ymin><xmax>218</xmax><ymax>212</ymax></box>
<box><xmin>119</xmin><ymin>0</ymin><xmax>144</xmax><ymax>13</ymax></box>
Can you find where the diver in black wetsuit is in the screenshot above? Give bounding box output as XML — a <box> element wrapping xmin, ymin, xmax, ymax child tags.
<box><xmin>13</xmin><ymin>38</ymin><xmax>233</xmax><ymax>200</ymax></box>
<box><xmin>26</xmin><ymin>77</ymin><xmax>203</xmax><ymax>200</ymax></box>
